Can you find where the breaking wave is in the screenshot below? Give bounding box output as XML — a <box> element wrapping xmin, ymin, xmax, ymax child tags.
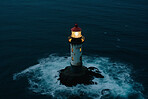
<box><xmin>13</xmin><ymin>54</ymin><xmax>144</xmax><ymax>99</ymax></box>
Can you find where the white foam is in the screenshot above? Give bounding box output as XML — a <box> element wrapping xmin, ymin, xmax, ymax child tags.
<box><xmin>13</xmin><ymin>54</ymin><xmax>144</xmax><ymax>99</ymax></box>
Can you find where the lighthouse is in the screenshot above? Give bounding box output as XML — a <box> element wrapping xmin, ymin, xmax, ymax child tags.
<box><xmin>58</xmin><ymin>24</ymin><xmax>104</xmax><ymax>86</ymax></box>
<box><xmin>68</xmin><ymin>24</ymin><xmax>85</xmax><ymax>68</ymax></box>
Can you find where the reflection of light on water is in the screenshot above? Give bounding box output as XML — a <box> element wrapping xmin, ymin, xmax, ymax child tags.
<box><xmin>13</xmin><ymin>54</ymin><xmax>144</xmax><ymax>99</ymax></box>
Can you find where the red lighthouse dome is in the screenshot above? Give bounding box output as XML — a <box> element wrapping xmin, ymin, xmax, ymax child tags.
<box><xmin>71</xmin><ymin>24</ymin><xmax>81</xmax><ymax>32</ymax></box>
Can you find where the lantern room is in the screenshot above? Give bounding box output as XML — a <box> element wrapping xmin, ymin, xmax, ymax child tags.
<box><xmin>71</xmin><ymin>24</ymin><xmax>82</xmax><ymax>38</ymax></box>
<box><xmin>68</xmin><ymin>24</ymin><xmax>85</xmax><ymax>44</ymax></box>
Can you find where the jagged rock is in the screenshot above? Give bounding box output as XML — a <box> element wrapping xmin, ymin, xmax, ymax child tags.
<box><xmin>58</xmin><ymin>66</ymin><xmax>104</xmax><ymax>87</ymax></box>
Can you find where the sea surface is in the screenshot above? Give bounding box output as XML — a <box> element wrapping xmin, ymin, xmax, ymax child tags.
<box><xmin>0</xmin><ymin>0</ymin><xmax>148</xmax><ymax>99</ymax></box>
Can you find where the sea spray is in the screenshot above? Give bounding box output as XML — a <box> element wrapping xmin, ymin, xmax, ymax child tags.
<box><xmin>13</xmin><ymin>54</ymin><xmax>144</xmax><ymax>99</ymax></box>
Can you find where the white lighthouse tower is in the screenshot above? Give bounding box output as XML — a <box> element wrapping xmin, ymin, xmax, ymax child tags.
<box><xmin>68</xmin><ymin>24</ymin><xmax>85</xmax><ymax>67</ymax></box>
<box><xmin>59</xmin><ymin>24</ymin><xmax>104</xmax><ymax>86</ymax></box>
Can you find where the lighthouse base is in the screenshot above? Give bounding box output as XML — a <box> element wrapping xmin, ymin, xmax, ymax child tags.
<box><xmin>58</xmin><ymin>66</ymin><xmax>104</xmax><ymax>87</ymax></box>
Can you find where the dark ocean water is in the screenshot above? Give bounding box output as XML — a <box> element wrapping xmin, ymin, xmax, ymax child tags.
<box><xmin>0</xmin><ymin>0</ymin><xmax>148</xmax><ymax>99</ymax></box>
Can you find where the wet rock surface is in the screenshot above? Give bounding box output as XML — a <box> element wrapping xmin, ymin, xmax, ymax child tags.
<box><xmin>58</xmin><ymin>66</ymin><xmax>104</xmax><ymax>87</ymax></box>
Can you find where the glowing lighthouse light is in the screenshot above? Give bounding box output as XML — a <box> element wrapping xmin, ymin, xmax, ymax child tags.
<box><xmin>74</xmin><ymin>32</ymin><xmax>78</xmax><ymax>36</ymax></box>
<box><xmin>68</xmin><ymin>24</ymin><xmax>85</xmax><ymax>67</ymax></box>
<box><xmin>71</xmin><ymin>31</ymin><xmax>82</xmax><ymax>38</ymax></box>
